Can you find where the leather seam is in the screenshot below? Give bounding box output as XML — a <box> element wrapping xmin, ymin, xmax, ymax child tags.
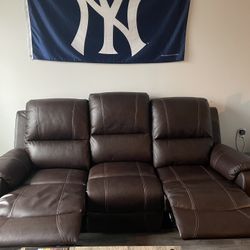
<box><xmin>56</xmin><ymin>169</ymin><xmax>71</xmax><ymax>243</ymax></box>
<box><xmin>88</xmin><ymin>174</ymin><xmax>156</xmax><ymax>180</ymax></box>
<box><xmin>103</xmin><ymin>163</ymin><xmax>108</xmax><ymax>212</ymax></box>
<box><xmin>169</xmin><ymin>166</ymin><xmax>199</xmax><ymax>238</ymax></box>
<box><xmin>0</xmin><ymin>187</ymin><xmax>28</xmax><ymax>231</ymax></box>
<box><xmin>161</xmin><ymin>100</ymin><xmax>170</xmax><ymax>135</ymax></box>
<box><xmin>0</xmin><ymin>211</ymin><xmax>82</xmax><ymax>220</ymax></box>
<box><xmin>134</xmin><ymin>93</ymin><xmax>138</xmax><ymax>132</ymax></box>
<box><xmin>28</xmin><ymin>182</ymin><xmax>85</xmax><ymax>186</ymax></box>
<box><xmin>212</xmin><ymin>150</ymin><xmax>225</xmax><ymax>168</ymax></box>
<box><xmin>201</xmin><ymin>166</ymin><xmax>250</xmax><ymax>220</ymax></box>
<box><xmin>9</xmin><ymin>188</ymin><xmax>27</xmax><ymax>218</ymax></box>
<box><xmin>36</xmin><ymin>105</ymin><xmax>40</xmax><ymax>139</ymax></box>
<box><xmin>72</xmin><ymin>101</ymin><xmax>76</xmax><ymax>139</ymax></box>
<box><xmin>136</xmin><ymin>162</ymin><xmax>148</xmax><ymax>211</ymax></box>
<box><xmin>99</xmin><ymin>95</ymin><xmax>105</xmax><ymax>134</ymax></box>
<box><xmin>136</xmin><ymin>162</ymin><xmax>148</xmax><ymax>230</ymax></box>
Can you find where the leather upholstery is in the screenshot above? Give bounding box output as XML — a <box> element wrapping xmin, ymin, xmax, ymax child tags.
<box><xmin>0</xmin><ymin>149</ymin><xmax>32</xmax><ymax>190</ymax></box>
<box><xmin>0</xmin><ymin>169</ymin><xmax>87</xmax><ymax>246</ymax></box>
<box><xmin>88</xmin><ymin>93</ymin><xmax>162</xmax><ymax>232</ymax></box>
<box><xmin>210</xmin><ymin>107</ymin><xmax>221</xmax><ymax>144</ymax></box>
<box><xmin>152</xmin><ymin>98</ymin><xmax>213</xmax><ymax>167</ymax></box>
<box><xmin>13</xmin><ymin>108</ymin><xmax>222</xmax><ymax>150</ymax></box>
<box><xmin>2</xmin><ymin>94</ymin><xmax>250</xmax><ymax>243</ymax></box>
<box><xmin>91</xmin><ymin>134</ymin><xmax>151</xmax><ymax>163</ymax></box>
<box><xmin>89</xmin><ymin>93</ymin><xmax>151</xmax><ymax>163</ymax></box>
<box><xmin>90</xmin><ymin>93</ymin><xmax>149</xmax><ymax>135</ymax></box>
<box><xmin>158</xmin><ymin>165</ymin><xmax>250</xmax><ymax>239</ymax></box>
<box><xmin>211</xmin><ymin>144</ymin><xmax>250</xmax><ymax>181</ymax></box>
<box><xmin>87</xmin><ymin>162</ymin><xmax>163</xmax><ymax>213</ymax></box>
<box><xmin>87</xmin><ymin>162</ymin><xmax>163</xmax><ymax>231</ymax></box>
<box><xmin>14</xmin><ymin>111</ymin><xmax>27</xmax><ymax>149</ymax></box>
<box><xmin>235</xmin><ymin>171</ymin><xmax>250</xmax><ymax>196</ymax></box>
<box><xmin>0</xmin><ymin>178</ymin><xmax>9</xmax><ymax>197</ymax></box>
<box><xmin>25</xmin><ymin>99</ymin><xmax>90</xmax><ymax>170</ymax></box>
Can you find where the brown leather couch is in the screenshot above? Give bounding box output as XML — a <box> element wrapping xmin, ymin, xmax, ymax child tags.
<box><xmin>0</xmin><ymin>93</ymin><xmax>249</xmax><ymax>246</ymax></box>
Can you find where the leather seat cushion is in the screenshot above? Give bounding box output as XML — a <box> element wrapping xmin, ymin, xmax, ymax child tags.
<box><xmin>0</xmin><ymin>169</ymin><xmax>87</xmax><ymax>246</ymax></box>
<box><xmin>87</xmin><ymin>162</ymin><xmax>163</xmax><ymax>213</ymax></box>
<box><xmin>158</xmin><ymin>165</ymin><xmax>250</xmax><ymax>239</ymax></box>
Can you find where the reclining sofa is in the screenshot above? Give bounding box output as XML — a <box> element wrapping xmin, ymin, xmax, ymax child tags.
<box><xmin>0</xmin><ymin>92</ymin><xmax>250</xmax><ymax>246</ymax></box>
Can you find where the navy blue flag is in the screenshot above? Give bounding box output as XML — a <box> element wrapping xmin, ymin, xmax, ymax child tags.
<box><xmin>26</xmin><ymin>0</ymin><xmax>190</xmax><ymax>63</ymax></box>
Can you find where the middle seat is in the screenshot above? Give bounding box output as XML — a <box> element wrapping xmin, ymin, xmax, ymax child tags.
<box><xmin>87</xmin><ymin>92</ymin><xmax>164</xmax><ymax>232</ymax></box>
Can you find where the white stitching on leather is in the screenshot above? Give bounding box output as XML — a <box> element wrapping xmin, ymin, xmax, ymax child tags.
<box><xmin>136</xmin><ymin>162</ymin><xmax>148</xmax><ymax>211</ymax></box>
<box><xmin>72</xmin><ymin>101</ymin><xmax>76</xmax><ymax>139</ymax></box>
<box><xmin>212</xmin><ymin>151</ymin><xmax>225</xmax><ymax>169</ymax></box>
<box><xmin>161</xmin><ymin>100</ymin><xmax>170</xmax><ymax>135</ymax></box>
<box><xmin>134</xmin><ymin>94</ymin><xmax>138</xmax><ymax>132</ymax></box>
<box><xmin>36</xmin><ymin>105</ymin><xmax>40</xmax><ymax>139</ymax></box>
<box><xmin>9</xmin><ymin>187</ymin><xmax>27</xmax><ymax>218</ymax></box>
<box><xmin>136</xmin><ymin>162</ymin><xmax>148</xmax><ymax>229</ymax></box>
<box><xmin>169</xmin><ymin>166</ymin><xmax>199</xmax><ymax>238</ymax></box>
<box><xmin>201</xmin><ymin>166</ymin><xmax>250</xmax><ymax>220</ymax></box>
<box><xmin>103</xmin><ymin>163</ymin><xmax>108</xmax><ymax>212</ymax></box>
<box><xmin>100</xmin><ymin>95</ymin><xmax>105</xmax><ymax>134</ymax></box>
<box><xmin>88</xmin><ymin>173</ymin><xmax>156</xmax><ymax>180</ymax></box>
<box><xmin>56</xmin><ymin>169</ymin><xmax>71</xmax><ymax>243</ymax></box>
<box><xmin>0</xmin><ymin>187</ymin><xmax>27</xmax><ymax>230</ymax></box>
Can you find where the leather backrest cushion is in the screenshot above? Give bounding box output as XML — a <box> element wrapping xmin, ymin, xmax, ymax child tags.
<box><xmin>90</xmin><ymin>92</ymin><xmax>149</xmax><ymax>134</ymax></box>
<box><xmin>25</xmin><ymin>99</ymin><xmax>90</xmax><ymax>169</ymax></box>
<box><xmin>89</xmin><ymin>93</ymin><xmax>151</xmax><ymax>163</ymax></box>
<box><xmin>91</xmin><ymin>134</ymin><xmax>151</xmax><ymax>163</ymax></box>
<box><xmin>152</xmin><ymin>98</ymin><xmax>213</xmax><ymax>167</ymax></box>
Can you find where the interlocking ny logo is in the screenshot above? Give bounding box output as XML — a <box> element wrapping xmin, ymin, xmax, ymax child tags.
<box><xmin>71</xmin><ymin>0</ymin><xmax>146</xmax><ymax>56</ymax></box>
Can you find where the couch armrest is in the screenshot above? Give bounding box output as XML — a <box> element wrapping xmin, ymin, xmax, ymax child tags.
<box><xmin>0</xmin><ymin>149</ymin><xmax>32</xmax><ymax>195</ymax></box>
<box><xmin>210</xmin><ymin>144</ymin><xmax>250</xmax><ymax>181</ymax></box>
<box><xmin>235</xmin><ymin>171</ymin><xmax>250</xmax><ymax>196</ymax></box>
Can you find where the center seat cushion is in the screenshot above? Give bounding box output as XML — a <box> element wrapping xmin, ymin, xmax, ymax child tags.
<box><xmin>87</xmin><ymin>162</ymin><xmax>163</xmax><ymax>213</ymax></box>
<box><xmin>0</xmin><ymin>168</ymin><xmax>87</xmax><ymax>246</ymax></box>
<box><xmin>87</xmin><ymin>162</ymin><xmax>164</xmax><ymax>231</ymax></box>
<box><xmin>157</xmin><ymin>165</ymin><xmax>250</xmax><ymax>239</ymax></box>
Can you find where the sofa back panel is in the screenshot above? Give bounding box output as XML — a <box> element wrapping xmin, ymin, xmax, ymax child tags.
<box><xmin>26</xmin><ymin>99</ymin><xmax>89</xmax><ymax>140</ymax></box>
<box><xmin>26</xmin><ymin>141</ymin><xmax>89</xmax><ymax>169</ymax></box>
<box><xmin>152</xmin><ymin>98</ymin><xmax>213</xmax><ymax>168</ymax></box>
<box><xmin>14</xmin><ymin>107</ymin><xmax>221</xmax><ymax>151</ymax></box>
<box><xmin>25</xmin><ymin>99</ymin><xmax>90</xmax><ymax>170</ymax></box>
<box><xmin>154</xmin><ymin>138</ymin><xmax>213</xmax><ymax>167</ymax></box>
<box><xmin>91</xmin><ymin>134</ymin><xmax>152</xmax><ymax>163</ymax></box>
<box><xmin>89</xmin><ymin>93</ymin><xmax>151</xmax><ymax>164</ymax></box>
<box><xmin>14</xmin><ymin>111</ymin><xmax>27</xmax><ymax>149</ymax></box>
<box><xmin>152</xmin><ymin>97</ymin><xmax>213</xmax><ymax>140</ymax></box>
<box><xmin>90</xmin><ymin>92</ymin><xmax>149</xmax><ymax>135</ymax></box>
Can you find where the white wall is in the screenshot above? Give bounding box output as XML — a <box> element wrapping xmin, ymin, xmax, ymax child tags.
<box><xmin>0</xmin><ymin>0</ymin><xmax>250</xmax><ymax>155</ymax></box>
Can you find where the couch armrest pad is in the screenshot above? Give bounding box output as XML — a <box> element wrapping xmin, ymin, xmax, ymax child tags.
<box><xmin>210</xmin><ymin>144</ymin><xmax>250</xmax><ymax>180</ymax></box>
<box><xmin>0</xmin><ymin>149</ymin><xmax>32</xmax><ymax>190</ymax></box>
<box><xmin>235</xmin><ymin>171</ymin><xmax>250</xmax><ymax>196</ymax></box>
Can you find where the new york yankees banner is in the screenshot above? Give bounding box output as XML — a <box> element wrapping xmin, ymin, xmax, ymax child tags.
<box><xmin>26</xmin><ymin>0</ymin><xmax>190</xmax><ymax>63</ymax></box>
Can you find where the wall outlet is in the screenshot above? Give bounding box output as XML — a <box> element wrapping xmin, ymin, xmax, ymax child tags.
<box><xmin>237</xmin><ymin>128</ymin><xmax>247</xmax><ymax>138</ymax></box>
